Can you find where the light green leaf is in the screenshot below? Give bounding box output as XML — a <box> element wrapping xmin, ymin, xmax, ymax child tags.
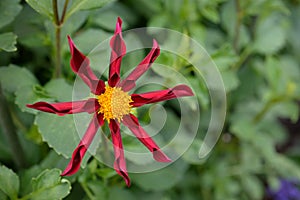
<box><xmin>35</xmin><ymin>112</ymin><xmax>78</xmax><ymax>157</ymax></box>
<box><xmin>29</xmin><ymin>169</ymin><xmax>71</xmax><ymax>200</ymax></box>
<box><xmin>25</xmin><ymin>0</ymin><xmax>53</xmax><ymax>19</ymax></box>
<box><xmin>221</xmin><ymin>70</ymin><xmax>239</xmax><ymax>92</ymax></box>
<box><xmin>44</xmin><ymin>79</ymin><xmax>73</xmax><ymax>102</ymax></box>
<box><xmin>0</xmin><ymin>0</ymin><xmax>22</xmax><ymax>29</ymax></box>
<box><xmin>0</xmin><ymin>165</ymin><xmax>20</xmax><ymax>199</ymax></box>
<box><xmin>15</xmin><ymin>85</ymin><xmax>53</xmax><ymax>114</ymax></box>
<box><xmin>66</xmin><ymin>0</ymin><xmax>114</xmax><ymax>20</ymax></box>
<box><xmin>254</xmin><ymin>14</ymin><xmax>287</xmax><ymax>54</ymax></box>
<box><xmin>0</xmin><ymin>32</ymin><xmax>17</xmax><ymax>52</ymax></box>
<box><xmin>131</xmin><ymin>160</ymin><xmax>188</xmax><ymax>191</ymax></box>
<box><xmin>0</xmin><ymin>65</ymin><xmax>38</xmax><ymax>93</ymax></box>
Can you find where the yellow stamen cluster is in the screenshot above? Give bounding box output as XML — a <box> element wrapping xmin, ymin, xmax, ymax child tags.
<box><xmin>97</xmin><ymin>86</ymin><xmax>132</xmax><ymax>122</ymax></box>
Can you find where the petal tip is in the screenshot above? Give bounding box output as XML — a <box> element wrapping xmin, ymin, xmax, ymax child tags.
<box><xmin>153</xmin><ymin>149</ymin><xmax>172</xmax><ymax>163</ymax></box>
<box><xmin>115</xmin><ymin>17</ymin><xmax>123</xmax><ymax>33</ymax></box>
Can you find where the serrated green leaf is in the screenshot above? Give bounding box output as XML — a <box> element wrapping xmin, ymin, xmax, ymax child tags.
<box><xmin>29</xmin><ymin>169</ymin><xmax>71</xmax><ymax>200</ymax></box>
<box><xmin>0</xmin><ymin>0</ymin><xmax>22</xmax><ymax>29</ymax></box>
<box><xmin>35</xmin><ymin>112</ymin><xmax>78</xmax><ymax>157</ymax></box>
<box><xmin>0</xmin><ymin>165</ymin><xmax>20</xmax><ymax>199</ymax></box>
<box><xmin>25</xmin><ymin>0</ymin><xmax>53</xmax><ymax>19</ymax></box>
<box><xmin>0</xmin><ymin>65</ymin><xmax>38</xmax><ymax>93</ymax></box>
<box><xmin>0</xmin><ymin>32</ymin><xmax>17</xmax><ymax>52</ymax></box>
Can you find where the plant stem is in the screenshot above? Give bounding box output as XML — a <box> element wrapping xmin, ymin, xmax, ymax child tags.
<box><xmin>52</xmin><ymin>0</ymin><xmax>62</xmax><ymax>78</ymax></box>
<box><xmin>52</xmin><ymin>0</ymin><xmax>70</xmax><ymax>78</ymax></box>
<box><xmin>0</xmin><ymin>83</ymin><xmax>27</xmax><ymax>169</ymax></box>
<box><xmin>60</xmin><ymin>0</ymin><xmax>70</xmax><ymax>24</ymax></box>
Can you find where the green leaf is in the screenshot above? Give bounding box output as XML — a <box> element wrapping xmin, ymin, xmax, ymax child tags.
<box><xmin>0</xmin><ymin>165</ymin><xmax>20</xmax><ymax>199</ymax></box>
<box><xmin>44</xmin><ymin>79</ymin><xmax>73</xmax><ymax>102</ymax></box>
<box><xmin>0</xmin><ymin>65</ymin><xmax>38</xmax><ymax>93</ymax></box>
<box><xmin>254</xmin><ymin>13</ymin><xmax>287</xmax><ymax>54</ymax></box>
<box><xmin>66</xmin><ymin>0</ymin><xmax>114</xmax><ymax>20</ymax></box>
<box><xmin>0</xmin><ymin>0</ymin><xmax>22</xmax><ymax>29</ymax></box>
<box><xmin>35</xmin><ymin>112</ymin><xmax>78</xmax><ymax>157</ymax></box>
<box><xmin>29</xmin><ymin>169</ymin><xmax>71</xmax><ymax>200</ymax></box>
<box><xmin>25</xmin><ymin>0</ymin><xmax>53</xmax><ymax>19</ymax></box>
<box><xmin>15</xmin><ymin>85</ymin><xmax>53</xmax><ymax>114</ymax></box>
<box><xmin>0</xmin><ymin>32</ymin><xmax>17</xmax><ymax>52</ymax></box>
<box><xmin>221</xmin><ymin>70</ymin><xmax>239</xmax><ymax>92</ymax></box>
<box><xmin>131</xmin><ymin>160</ymin><xmax>188</xmax><ymax>191</ymax></box>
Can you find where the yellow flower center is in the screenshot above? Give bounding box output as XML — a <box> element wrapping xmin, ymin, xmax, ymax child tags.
<box><xmin>97</xmin><ymin>86</ymin><xmax>132</xmax><ymax>122</ymax></box>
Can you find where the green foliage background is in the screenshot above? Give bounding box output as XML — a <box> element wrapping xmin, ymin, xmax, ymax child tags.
<box><xmin>0</xmin><ymin>0</ymin><xmax>300</xmax><ymax>199</ymax></box>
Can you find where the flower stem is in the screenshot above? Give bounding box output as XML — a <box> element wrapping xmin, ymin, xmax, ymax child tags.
<box><xmin>0</xmin><ymin>83</ymin><xmax>27</xmax><ymax>169</ymax></box>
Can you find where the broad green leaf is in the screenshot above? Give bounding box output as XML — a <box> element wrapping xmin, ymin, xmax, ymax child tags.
<box><xmin>0</xmin><ymin>165</ymin><xmax>20</xmax><ymax>199</ymax></box>
<box><xmin>35</xmin><ymin>112</ymin><xmax>78</xmax><ymax>157</ymax></box>
<box><xmin>66</xmin><ymin>0</ymin><xmax>114</xmax><ymax>20</ymax></box>
<box><xmin>131</xmin><ymin>160</ymin><xmax>188</xmax><ymax>191</ymax></box>
<box><xmin>254</xmin><ymin>13</ymin><xmax>287</xmax><ymax>54</ymax></box>
<box><xmin>25</xmin><ymin>0</ymin><xmax>53</xmax><ymax>19</ymax></box>
<box><xmin>44</xmin><ymin>79</ymin><xmax>73</xmax><ymax>102</ymax></box>
<box><xmin>0</xmin><ymin>65</ymin><xmax>38</xmax><ymax>93</ymax></box>
<box><xmin>29</xmin><ymin>169</ymin><xmax>71</xmax><ymax>200</ymax></box>
<box><xmin>0</xmin><ymin>0</ymin><xmax>22</xmax><ymax>29</ymax></box>
<box><xmin>0</xmin><ymin>32</ymin><xmax>17</xmax><ymax>52</ymax></box>
<box><xmin>15</xmin><ymin>85</ymin><xmax>53</xmax><ymax>114</ymax></box>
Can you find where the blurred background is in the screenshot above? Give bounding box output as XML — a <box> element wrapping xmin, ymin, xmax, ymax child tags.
<box><xmin>0</xmin><ymin>0</ymin><xmax>300</xmax><ymax>199</ymax></box>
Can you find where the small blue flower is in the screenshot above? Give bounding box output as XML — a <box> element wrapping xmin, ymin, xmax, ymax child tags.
<box><xmin>268</xmin><ymin>179</ymin><xmax>300</xmax><ymax>200</ymax></box>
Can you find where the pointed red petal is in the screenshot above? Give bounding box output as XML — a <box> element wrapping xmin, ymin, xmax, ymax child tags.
<box><xmin>61</xmin><ymin>114</ymin><xmax>101</xmax><ymax>176</ymax></box>
<box><xmin>26</xmin><ymin>98</ymin><xmax>99</xmax><ymax>116</ymax></box>
<box><xmin>108</xmin><ymin>17</ymin><xmax>126</xmax><ymax>87</ymax></box>
<box><xmin>131</xmin><ymin>84</ymin><xmax>194</xmax><ymax>107</ymax></box>
<box><xmin>122</xmin><ymin>114</ymin><xmax>171</xmax><ymax>162</ymax></box>
<box><xmin>119</xmin><ymin>40</ymin><xmax>160</xmax><ymax>91</ymax></box>
<box><xmin>109</xmin><ymin>120</ymin><xmax>131</xmax><ymax>186</ymax></box>
<box><xmin>68</xmin><ymin>36</ymin><xmax>105</xmax><ymax>95</ymax></box>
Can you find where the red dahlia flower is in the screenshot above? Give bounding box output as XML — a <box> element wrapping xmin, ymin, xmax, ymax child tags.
<box><xmin>27</xmin><ymin>17</ymin><xmax>193</xmax><ymax>186</ymax></box>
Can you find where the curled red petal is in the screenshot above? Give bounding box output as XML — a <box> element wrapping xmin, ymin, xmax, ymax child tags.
<box><xmin>26</xmin><ymin>98</ymin><xmax>99</xmax><ymax>116</ymax></box>
<box><xmin>61</xmin><ymin>114</ymin><xmax>101</xmax><ymax>176</ymax></box>
<box><xmin>108</xmin><ymin>17</ymin><xmax>126</xmax><ymax>87</ymax></box>
<box><xmin>68</xmin><ymin>36</ymin><xmax>105</xmax><ymax>95</ymax></box>
<box><xmin>119</xmin><ymin>40</ymin><xmax>160</xmax><ymax>92</ymax></box>
<box><xmin>122</xmin><ymin>114</ymin><xmax>171</xmax><ymax>162</ymax></box>
<box><xmin>109</xmin><ymin>120</ymin><xmax>131</xmax><ymax>186</ymax></box>
<box><xmin>131</xmin><ymin>84</ymin><xmax>194</xmax><ymax>107</ymax></box>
